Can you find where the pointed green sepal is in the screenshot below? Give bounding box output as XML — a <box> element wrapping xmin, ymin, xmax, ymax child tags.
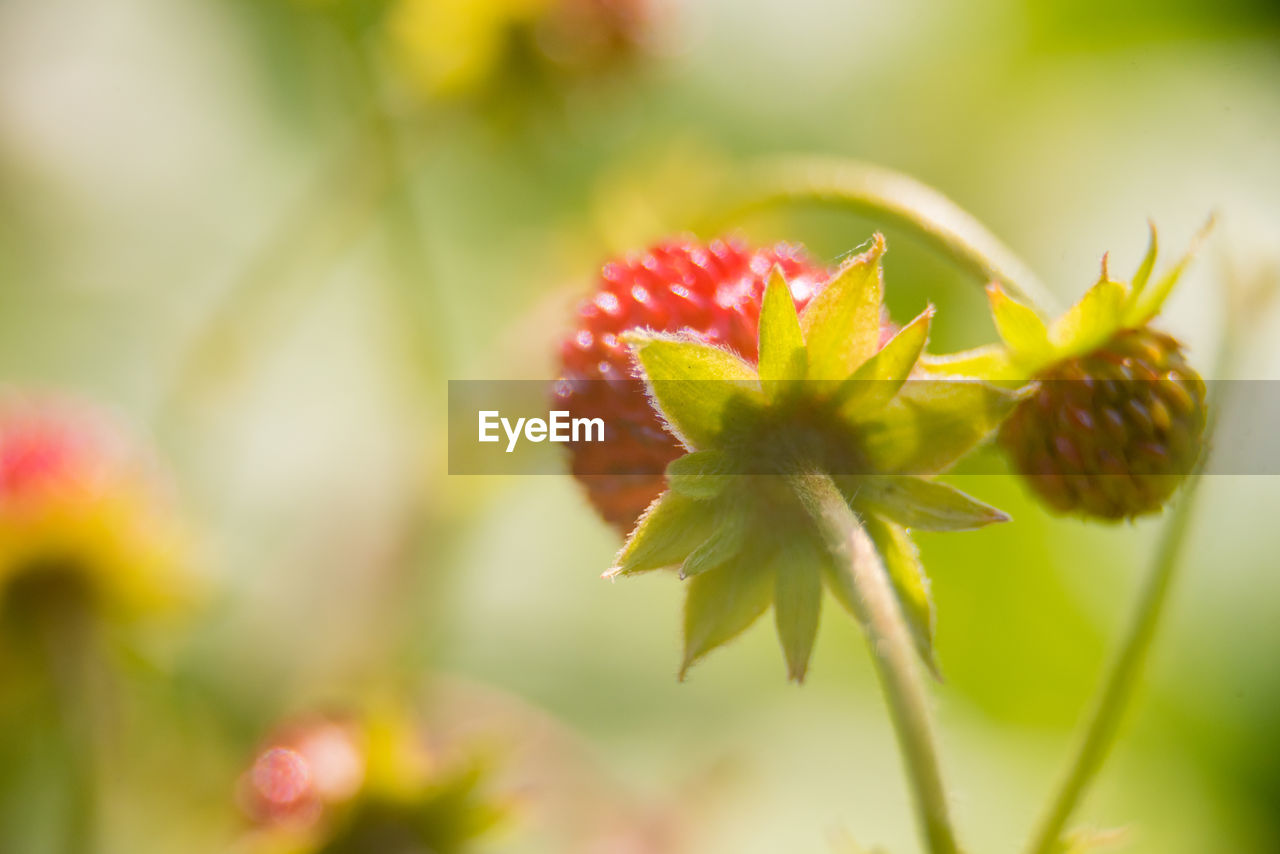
<box><xmin>1050</xmin><ymin>273</ymin><xmax>1127</xmax><ymax>354</ymax></box>
<box><xmin>858</xmin><ymin>377</ymin><xmax>1026</xmax><ymax>474</ymax></box>
<box><xmin>679</xmin><ymin>510</ymin><xmax>748</xmax><ymax>579</ymax></box>
<box><xmin>1124</xmin><ymin>216</ymin><xmax>1214</xmax><ymax>327</ymax></box>
<box><xmin>757</xmin><ymin>266</ymin><xmax>808</xmax><ymax>392</ymax></box>
<box><xmin>836</xmin><ymin>305</ymin><xmax>933</xmax><ymax>419</ymax></box>
<box><xmin>1127</xmin><ymin>220</ymin><xmax>1159</xmax><ymax>306</ymax></box>
<box><xmin>771</xmin><ymin>535</ymin><xmax>824</xmax><ymax>682</ymax></box>
<box><xmin>608</xmin><ymin>490</ymin><xmax>716</xmax><ymax>577</ymax></box>
<box><xmin>854</xmin><ymin>475</ymin><xmax>1010</xmax><ymax>531</ymax></box>
<box><xmin>862</xmin><ymin>514</ymin><xmax>939</xmax><ymax>675</ymax></box>
<box><xmin>800</xmin><ymin>234</ymin><xmax>886</xmax><ymax>380</ymax></box>
<box><xmin>918</xmin><ymin>344</ymin><xmax>1017</xmax><ymax>381</ymax></box>
<box><xmin>680</xmin><ymin>552</ymin><xmax>774</xmax><ymax>679</ymax></box>
<box><xmin>665</xmin><ymin>450</ymin><xmax>731</xmax><ymax>500</ymax></box>
<box><xmin>623</xmin><ymin>331</ymin><xmax>762</xmax><ymax>450</ymax></box>
<box><xmin>987</xmin><ymin>283</ymin><xmax>1051</xmax><ymax>360</ymax></box>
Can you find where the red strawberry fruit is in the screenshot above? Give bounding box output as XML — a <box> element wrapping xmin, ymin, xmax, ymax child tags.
<box><xmin>555</xmin><ymin>237</ymin><xmax>891</xmax><ymax>532</ymax></box>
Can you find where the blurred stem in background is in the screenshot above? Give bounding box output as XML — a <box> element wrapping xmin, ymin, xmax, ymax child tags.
<box><xmin>42</xmin><ymin>610</ymin><xmax>96</xmax><ymax>854</ymax></box>
<box><xmin>156</xmin><ymin>107</ymin><xmax>397</xmax><ymax>429</ymax></box>
<box><xmin>704</xmin><ymin>156</ymin><xmax>1059</xmax><ymax>314</ymax></box>
<box><xmin>158</xmin><ymin>29</ymin><xmax>444</xmax><ymax>430</ymax></box>
<box><xmin>5</xmin><ymin>576</ymin><xmax>100</xmax><ymax>854</ymax></box>
<box><xmin>157</xmin><ymin>19</ymin><xmax>456</xmax><ymax>691</ymax></box>
<box><xmin>1024</xmin><ymin>256</ymin><xmax>1271</xmax><ymax>854</ymax></box>
<box><xmin>792</xmin><ymin>473</ymin><xmax>961</xmax><ymax>854</ymax></box>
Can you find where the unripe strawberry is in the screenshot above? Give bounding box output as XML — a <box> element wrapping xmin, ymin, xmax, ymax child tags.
<box><xmin>946</xmin><ymin>223</ymin><xmax>1214</xmax><ymax>520</ymax></box>
<box><xmin>998</xmin><ymin>327</ymin><xmax>1206</xmax><ymax>519</ymax></box>
<box><xmin>555</xmin><ymin>238</ymin><xmax>831</xmax><ymax>531</ymax></box>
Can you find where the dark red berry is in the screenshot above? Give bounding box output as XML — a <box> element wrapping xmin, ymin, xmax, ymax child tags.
<box><xmin>1000</xmin><ymin>327</ymin><xmax>1207</xmax><ymax>520</ymax></box>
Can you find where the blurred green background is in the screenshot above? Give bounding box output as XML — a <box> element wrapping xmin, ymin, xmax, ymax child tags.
<box><xmin>1</xmin><ymin>0</ymin><xmax>1279</xmax><ymax>852</ymax></box>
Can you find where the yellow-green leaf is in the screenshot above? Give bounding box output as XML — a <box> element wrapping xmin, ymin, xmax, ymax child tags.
<box><xmin>800</xmin><ymin>234</ymin><xmax>886</xmax><ymax>380</ymax></box>
<box><xmin>757</xmin><ymin>266</ymin><xmax>807</xmax><ymax>391</ymax></box>
<box><xmin>836</xmin><ymin>306</ymin><xmax>933</xmax><ymax>420</ymax></box>
<box><xmin>624</xmin><ymin>332</ymin><xmax>762</xmax><ymax>450</ymax></box>
<box><xmin>772</xmin><ymin>537</ymin><xmax>824</xmax><ymax>682</ymax></box>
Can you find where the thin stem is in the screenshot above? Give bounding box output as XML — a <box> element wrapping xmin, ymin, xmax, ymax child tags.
<box><xmin>1023</xmin><ymin>266</ymin><xmax>1251</xmax><ymax>854</ymax></box>
<box><xmin>703</xmin><ymin>156</ymin><xmax>1058</xmax><ymax>313</ymax></box>
<box><xmin>1022</xmin><ymin>475</ymin><xmax>1204</xmax><ymax>854</ymax></box>
<box><xmin>791</xmin><ymin>472</ymin><xmax>960</xmax><ymax>854</ymax></box>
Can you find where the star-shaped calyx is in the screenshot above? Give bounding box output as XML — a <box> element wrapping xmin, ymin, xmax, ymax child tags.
<box><xmin>606</xmin><ymin>235</ymin><xmax>1022</xmax><ymax>680</ymax></box>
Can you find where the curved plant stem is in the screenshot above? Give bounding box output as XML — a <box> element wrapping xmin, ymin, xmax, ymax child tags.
<box><xmin>705</xmin><ymin>156</ymin><xmax>1058</xmax><ymax>313</ymax></box>
<box><xmin>791</xmin><ymin>472</ymin><xmax>961</xmax><ymax>854</ymax></box>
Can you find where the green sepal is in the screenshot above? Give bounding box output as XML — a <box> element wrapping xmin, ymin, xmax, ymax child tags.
<box><xmin>757</xmin><ymin>266</ymin><xmax>808</xmax><ymax>391</ymax></box>
<box><xmin>835</xmin><ymin>306</ymin><xmax>933</xmax><ymax>419</ymax></box>
<box><xmin>681</xmin><ymin>548</ymin><xmax>775</xmax><ymax>679</ymax></box>
<box><xmin>852</xmin><ymin>475</ymin><xmax>1010</xmax><ymax>531</ymax></box>
<box><xmin>800</xmin><ymin>234</ymin><xmax>885</xmax><ymax>380</ymax></box>
<box><xmin>858</xmin><ymin>377</ymin><xmax>1026</xmax><ymax>474</ymax></box>
<box><xmin>680</xmin><ymin>508</ymin><xmax>748</xmax><ymax>579</ymax></box>
<box><xmin>1124</xmin><ymin>217</ymin><xmax>1213</xmax><ymax>327</ymax></box>
<box><xmin>987</xmin><ymin>283</ymin><xmax>1051</xmax><ymax>360</ymax></box>
<box><xmin>1126</xmin><ymin>220</ymin><xmax>1159</xmax><ymax>306</ymax></box>
<box><xmin>862</xmin><ymin>514</ymin><xmax>939</xmax><ymax>675</ymax></box>
<box><xmin>771</xmin><ymin>534</ymin><xmax>825</xmax><ymax>682</ymax></box>
<box><xmin>665</xmin><ymin>450</ymin><xmax>731</xmax><ymax>500</ymax></box>
<box><xmin>918</xmin><ymin>344</ymin><xmax>1017</xmax><ymax>381</ymax></box>
<box><xmin>1050</xmin><ymin>271</ymin><xmax>1127</xmax><ymax>354</ymax></box>
<box><xmin>623</xmin><ymin>332</ymin><xmax>762</xmax><ymax>450</ymax></box>
<box><xmin>608</xmin><ymin>490</ymin><xmax>715</xmax><ymax>577</ymax></box>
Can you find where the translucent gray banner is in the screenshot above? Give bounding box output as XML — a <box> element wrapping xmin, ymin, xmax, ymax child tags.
<box><xmin>447</xmin><ymin>380</ymin><xmax>1271</xmax><ymax>476</ymax></box>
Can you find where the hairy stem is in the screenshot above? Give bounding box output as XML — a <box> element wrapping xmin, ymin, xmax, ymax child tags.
<box><xmin>791</xmin><ymin>472</ymin><xmax>960</xmax><ymax>854</ymax></box>
<box><xmin>705</xmin><ymin>156</ymin><xmax>1058</xmax><ymax>313</ymax></box>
